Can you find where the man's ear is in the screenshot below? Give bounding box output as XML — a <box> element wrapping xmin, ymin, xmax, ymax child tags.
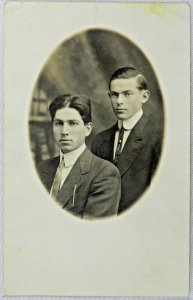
<box><xmin>141</xmin><ymin>90</ymin><xmax>150</xmax><ymax>104</ymax></box>
<box><xmin>85</xmin><ymin>122</ymin><xmax>93</xmax><ymax>137</ymax></box>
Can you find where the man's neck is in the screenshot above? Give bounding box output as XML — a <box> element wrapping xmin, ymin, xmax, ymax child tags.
<box><xmin>118</xmin><ymin>109</ymin><xmax>143</xmax><ymax>130</ymax></box>
<box><xmin>60</xmin><ymin>143</ymin><xmax>86</xmax><ymax>166</ymax></box>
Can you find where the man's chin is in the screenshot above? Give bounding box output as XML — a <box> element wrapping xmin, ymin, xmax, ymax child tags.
<box><xmin>116</xmin><ymin>115</ymin><xmax>128</xmax><ymax>120</ymax></box>
<box><xmin>60</xmin><ymin>147</ymin><xmax>72</xmax><ymax>154</ymax></box>
<box><xmin>116</xmin><ymin>112</ymin><xmax>133</xmax><ymax>120</ymax></box>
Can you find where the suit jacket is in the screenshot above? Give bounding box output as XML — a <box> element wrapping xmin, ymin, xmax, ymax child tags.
<box><xmin>37</xmin><ymin>148</ymin><xmax>121</xmax><ymax>219</ymax></box>
<box><xmin>91</xmin><ymin>114</ymin><xmax>163</xmax><ymax>213</ymax></box>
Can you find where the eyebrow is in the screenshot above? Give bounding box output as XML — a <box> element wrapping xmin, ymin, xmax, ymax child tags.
<box><xmin>54</xmin><ymin>118</ymin><xmax>80</xmax><ymax>122</ymax></box>
<box><xmin>111</xmin><ymin>89</ymin><xmax>133</xmax><ymax>93</ymax></box>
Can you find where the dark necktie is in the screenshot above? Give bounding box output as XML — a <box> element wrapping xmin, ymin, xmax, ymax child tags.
<box><xmin>114</xmin><ymin>126</ymin><xmax>125</xmax><ymax>165</ymax></box>
<box><xmin>51</xmin><ymin>156</ymin><xmax>65</xmax><ymax>199</ymax></box>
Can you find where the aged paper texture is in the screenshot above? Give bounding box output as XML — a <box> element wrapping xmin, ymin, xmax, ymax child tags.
<box><xmin>3</xmin><ymin>2</ymin><xmax>190</xmax><ymax>296</ymax></box>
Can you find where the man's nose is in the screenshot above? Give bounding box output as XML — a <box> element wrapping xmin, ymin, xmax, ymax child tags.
<box><xmin>61</xmin><ymin>123</ymin><xmax>69</xmax><ymax>135</ymax></box>
<box><xmin>116</xmin><ymin>93</ymin><xmax>124</xmax><ymax>105</ymax></box>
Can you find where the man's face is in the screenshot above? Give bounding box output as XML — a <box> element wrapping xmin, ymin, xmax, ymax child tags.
<box><xmin>109</xmin><ymin>77</ymin><xmax>149</xmax><ymax>120</ymax></box>
<box><xmin>53</xmin><ymin>107</ymin><xmax>92</xmax><ymax>153</ymax></box>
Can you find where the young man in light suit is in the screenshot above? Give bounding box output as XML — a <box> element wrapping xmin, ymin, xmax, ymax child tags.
<box><xmin>37</xmin><ymin>94</ymin><xmax>121</xmax><ymax>219</ymax></box>
<box><xmin>92</xmin><ymin>67</ymin><xmax>163</xmax><ymax>214</ymax></box>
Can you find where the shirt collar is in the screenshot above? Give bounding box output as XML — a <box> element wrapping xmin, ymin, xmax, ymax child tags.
<box><xmin>60</xmin><ymin>143</ymin><xmax>86</xmax><ymax>167</ymax></box>
<box><xmin>118</xmin><ymin>109</ymin><xmax>143</xmax><ymax>130</ymax></box>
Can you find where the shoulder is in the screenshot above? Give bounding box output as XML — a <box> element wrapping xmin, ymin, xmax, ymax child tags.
<box><xmin>78</xmin><ymin>147</ymin><xmax>120</xmax><ymax>178</ymax></box>
<box><xmin>91</xmin><ymin>125</ymin><xmax>116</xmax><ymax>152</ymax></box>
<box><xmin>37</xmin><ymin>156</ymin><xmax>59</xmax><ymax>172</ymax></box>
<box><xmin>142</xmin><ymin>115</ymin><xmax>163</xmax><ymax>152</ymax></box>
<box><xmin>90</xmin><ymin>151</ymin><xmax>120</xmax><ymax>177</ymax></box>
<box><xmin>93</xmin><ymin>124</ymin><xmax>117</xmax><ymax>140</ymax></box>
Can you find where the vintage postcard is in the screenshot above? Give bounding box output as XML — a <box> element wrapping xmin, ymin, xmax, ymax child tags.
<box><xmin>3</xmin><ymin>1</ymin><xmax>190</xmax><ymax>296</ymax></box>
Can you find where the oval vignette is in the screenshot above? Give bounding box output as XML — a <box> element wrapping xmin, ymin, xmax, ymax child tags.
<box><xmin>28</xmin><ymin>28</ymin><xmax>165</xmax><ymax>218</ymax></box>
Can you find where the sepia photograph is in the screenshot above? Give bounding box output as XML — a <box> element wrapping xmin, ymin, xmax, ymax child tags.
<box><xmin>29</xmin><ymin>28</ymin><xmax>164</xmax><ymax>218</ymax></box>
<box><xmin>3</xmin><ymin>2</ymin><xmax>190</xmax><ymax>297</ymax></box>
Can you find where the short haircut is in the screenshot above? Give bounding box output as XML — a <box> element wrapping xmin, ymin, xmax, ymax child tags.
<box><xmin>49</xmin><ymin>94</ymin><xmax>92</xmax><ymax>124</ymax></box>
<box><xmin>109</xmin><ymin>67</ymin><xmax>148</xmax><ymax>91</ymax></box>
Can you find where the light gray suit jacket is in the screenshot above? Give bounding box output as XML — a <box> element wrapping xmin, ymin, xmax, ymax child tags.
<box><xmin>37</xmin><ymin>148</ymin><xmax>121</xmax><ymax>219</ymax></box>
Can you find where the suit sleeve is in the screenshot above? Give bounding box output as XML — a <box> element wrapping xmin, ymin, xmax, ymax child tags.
<box><xmin>83</xmin><ymin>162</ymin><xmax>121</xmax><ymax>219</ymax></box>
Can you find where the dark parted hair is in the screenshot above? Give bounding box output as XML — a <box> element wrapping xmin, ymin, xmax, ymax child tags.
<box><xmin>49</xmin><ymin>94</ymin><xmax>92</xmax><ymax>124</ymax></box>
<box><xmin>109</xmin><ymin>67</ymin><xmax>148</xmax><ymax>91</ymax></box>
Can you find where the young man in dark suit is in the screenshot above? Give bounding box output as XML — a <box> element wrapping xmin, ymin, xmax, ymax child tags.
<box><xmin>91</xmin><ymin>67</ymin><xmax>162</xmax><ymax>214</ymax></box>
<box><xmin>37</xmin><ymin>94</ymin><xmax>121</xmax><ymax>219</ymax></box>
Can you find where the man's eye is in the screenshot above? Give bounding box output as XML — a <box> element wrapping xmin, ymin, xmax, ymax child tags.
<box><xmin>123</xmin><ymin>92</ymin><xmax>131</xmax><ymax>97</ymax></box>
<box><xmin>55</xmin><ymin>121</ymin><xmax>63</xmax><ymax>126</ymax></box>
<box><xmin>69</xmin><ymin>121</ymin><xmax>78</xmax><ymax>126</ymax></box>
<box><xmin>110</xmin><ymin>92</ymin><xmax>118</xmax><ymax>98</ymax></box>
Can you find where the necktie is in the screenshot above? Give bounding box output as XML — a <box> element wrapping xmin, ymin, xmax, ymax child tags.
<box><xmin>51</xmin><ymin>156</ymin><xmax>65</xmax><ymax>199</ymax></box>
<box><xmin>114</xmin><ymin>126</ymin><xmax>125</xmax><ymax>165</ymax></box>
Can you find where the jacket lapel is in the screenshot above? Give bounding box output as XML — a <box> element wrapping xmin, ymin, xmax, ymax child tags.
<box><xmin>57</xmin><ymin>148</ymin><xmax>92</xmax><ymax>207</ymax></box>
<box><xmin>99</xmin><ymin>124</ymin><xmax>117</xmax><ymax>162</ymax></box>
<box><xmin>40</xmin><ymin>156</ymin><xmax>60</xmax><ymax>191</ymax></box>
<box><xmin>117</xmin><ymin>115</ymin><xmax>148</xmax><ymax>176</ymax></box>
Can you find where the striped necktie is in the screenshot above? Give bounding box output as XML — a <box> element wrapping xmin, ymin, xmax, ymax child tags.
<box><xmin>114</xmin><ymin>126</ymin><xmax>125</xmax><ymax>165</ymax></box>
<box><xmin>51</xmin><ymin>156</ymin><xmax>65</xmax><ymax>199</ymax></box>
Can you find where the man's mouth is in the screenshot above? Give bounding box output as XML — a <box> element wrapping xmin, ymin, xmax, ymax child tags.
<box><xmin>116</xmin><ymin>109</ymin><xmax>126</xmax><ymax>112</ymax></box>
<box><xmin>59</xmin><ymin>139</ymin><xmax>72</xmax><ymax>142</ymax></box>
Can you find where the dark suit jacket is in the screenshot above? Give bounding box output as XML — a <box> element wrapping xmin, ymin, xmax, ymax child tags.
<box><xmin>91</xmin><ymin>114</ymin><xmax>162</xmax><ymax>213</ymax></box>
<box><xmin>37</xmin><ymin>148</ymin><xmax>121</xmax><ymax>219</ymax></box>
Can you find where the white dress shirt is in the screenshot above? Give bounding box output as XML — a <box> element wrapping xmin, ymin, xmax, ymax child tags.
<box><xmin>59</xmin><ymin>143</ymin><xmax>86</xmax><ymax>188</ymax></box>
<box><xmin>113</xmin><ymin>109</ymin><xmax>143</xmax><ymax>159</ymax></box>
<box><xmin>50</xmin><ymin>143</ymin><xmax>86</xmax><ymax>194</ymax></box>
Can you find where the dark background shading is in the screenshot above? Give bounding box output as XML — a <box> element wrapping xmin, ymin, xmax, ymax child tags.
<box><xmin>29</xmin><ymin>29</ymin><xmax>164</xmax><ymax>164</ymax></box>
